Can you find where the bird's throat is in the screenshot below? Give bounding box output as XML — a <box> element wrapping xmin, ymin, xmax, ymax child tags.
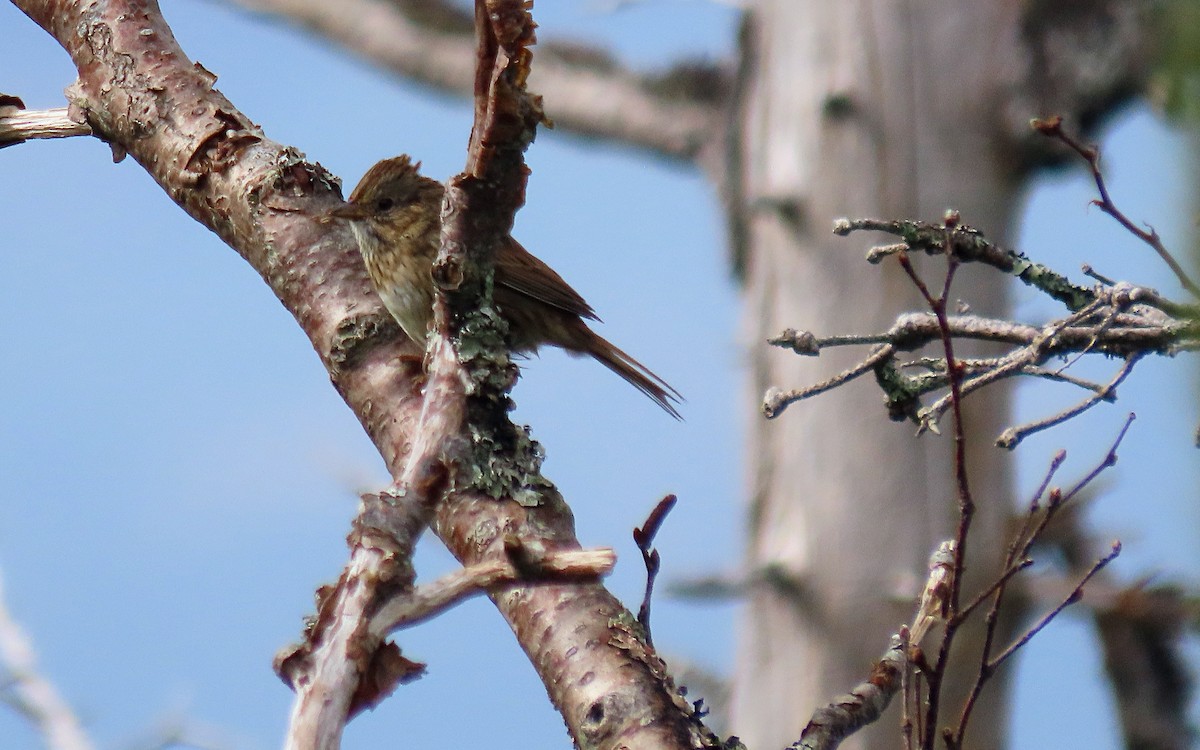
<box><xmin>348</xmin><ymin>218</ymin><xmax>437</xmax><ymax>347</ymax></box>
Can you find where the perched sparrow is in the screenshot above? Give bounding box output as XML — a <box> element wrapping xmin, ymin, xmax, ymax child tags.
<box><xmin>327</xmin><ymin>156</ymin><xmax>682</xmax><ymax>418</ymax></box>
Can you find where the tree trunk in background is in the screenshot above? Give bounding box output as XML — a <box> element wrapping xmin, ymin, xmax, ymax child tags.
<box><xmin>731</xmin><ymin>4</ymin><xmax>1027</xmax><ymax>748</ymax></box>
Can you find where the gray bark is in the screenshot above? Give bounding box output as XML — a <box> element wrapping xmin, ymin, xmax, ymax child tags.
<box><xmin>732</xmin><ymin>3</ymin><xmax>1037</xmax><ymax>748</ymax></box>
<box><xmin>730</xmin><ymin>1</ymin><xmax>1157</xmax><ymax>746</ymax></box>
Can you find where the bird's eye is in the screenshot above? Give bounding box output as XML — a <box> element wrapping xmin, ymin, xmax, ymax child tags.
<box><xmin>376</xmin><ymin>197</ymin><xmax>395</xmax><ymax>211</ymax></box>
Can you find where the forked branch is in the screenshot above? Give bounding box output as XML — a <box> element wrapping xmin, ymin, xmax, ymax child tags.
<box><xmin>767</xmin><ymin>118</ymin><xmax>1199</xmax><ymax>446</ymax></box>
<box><xmin>767</xmin><ymin>211</ymin><xmax>1196</xmax><ymax>448</ymax></box>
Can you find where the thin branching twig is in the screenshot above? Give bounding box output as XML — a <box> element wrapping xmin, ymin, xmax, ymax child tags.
<box><xmin>1032</xmin><ymin>116</ymin><xmax>1200</xmax><ymax>298</ymax></box>
<box><xmin>889</xmin><ymin>232</ymin><xmax>978</xmax><ymax>750</ymax></box>
<box><xmin>769</xmin><ymin>116</ymin><xmax>1199</xmax><ymax>445</ymax></box>
<box><xmin>851</xmin><ymin>209</ymin><xmax>1142</xmax><ymax>750</ymax></box>
<box><xmin>948</xmin><ymin>415</ymin><xmax>1134</xmax><ymax>747</ymax></box>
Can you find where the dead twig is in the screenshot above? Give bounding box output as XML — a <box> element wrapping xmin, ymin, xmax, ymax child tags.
<box><xmin>370</xmin><ymin>545</ymin><xmax>616</xmax><ymax>634</ymax></box>
<box><xmin>995</xmin><ymin>354</ymin><xmax>1141</xmax><ymax>449</ymax></box>
<box><xmin>0</xmin><ymin>100</ymin><xmax>92</xmax><ymax>148</ymax></box>
<box><xmin>791</xmin><ymin>634</ymin><xmax>907</xmax><ymax>750</ymax></box>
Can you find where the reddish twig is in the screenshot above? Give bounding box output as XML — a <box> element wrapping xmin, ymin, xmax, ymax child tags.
<box><xmin>992</xmin><ymin>542</ymin><xmax>1121</xmax><ymax>670</ymax></box>
<box><xmin>1059</xmin><ymin>413</ymin><xmax>1136</xmax><ymax>501</ymax></box>
<box><xmin>949</xmin><ymin>416</ymin><xmax>1134</xmax><ymax>747</ymax></box>
<box><xmin>1032</xmin><ymin>116</ymin><xmax>1200</xmax><ymax>298</ymax></box>
<box><xmin>955</xmin><ymin>557</ymin><xmax>1033</xmax><ymax>623</ymax></box>
<box><xmin>1047</xmin><ymin>519</ymin><xmax>1194</xmax><ymax>750</ymax></box>
<box><xmin>892</xmin><ymin>225</ymin><xmax>977</xmax><ymax>749</ymax></box>
<box><xmin>633</xmin><ymin>494</ymin><xmax>678</xmax><ymax>646</ymax></box>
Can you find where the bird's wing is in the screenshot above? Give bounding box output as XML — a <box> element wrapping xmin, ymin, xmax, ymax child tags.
<box><xmin>495</xmin><ymin>237</ymin><xmax>599</xmax><ymax>321</ymax></box>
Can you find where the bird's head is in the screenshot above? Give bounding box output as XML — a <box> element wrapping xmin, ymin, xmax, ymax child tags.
<box><xmin>326</xmin><ymin>155</ymin><xmax>433</xmax><ymax>225</ymax></box>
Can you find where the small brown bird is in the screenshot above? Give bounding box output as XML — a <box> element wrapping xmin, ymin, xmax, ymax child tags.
<box><xmin>327</xmin><ymin>156</ymin><xmax>682</xmax><ymax>418</ymax></box>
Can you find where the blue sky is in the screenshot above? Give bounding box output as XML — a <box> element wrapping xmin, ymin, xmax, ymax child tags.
<box><xmin>0</xmin><ymin>2</ymin><xmax>1195</xmax><ymax>749</ymax></box>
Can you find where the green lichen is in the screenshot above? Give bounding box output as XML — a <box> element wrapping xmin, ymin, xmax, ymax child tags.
<box><xmin>836</xmin><ymin>216</ymin><xmax>1096</xmax><ymax>312</ymax></box>
<box><xmin>607</xmin><ymin>608</ymin><xmax>646</xmax><ymax>641</ymax></box>
<box><xmin>873</xmin><ymin>357</ymin><xmax>923</xmax><ymax>423</ymax></box>
<box><xmin>451</xmin><ymin>289</ymin><xmax>556</xmax><ymax>508</ymax></box>
<box><xmin>465</xmin><ymin>423</ymin><xmax>555</xmax><ymax>507</ymax></box>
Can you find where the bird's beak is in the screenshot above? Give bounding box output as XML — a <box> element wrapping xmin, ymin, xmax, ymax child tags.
<box><xmin>324</xmin><ymin>201</ymin><xmax>369</xmax><ymax>222</ymax></box>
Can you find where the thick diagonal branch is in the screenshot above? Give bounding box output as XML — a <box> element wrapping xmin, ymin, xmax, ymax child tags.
<box><xmin>11</xmin><ymin>1</ymin><xmax>711</xmax><ymax>747</ymax></box>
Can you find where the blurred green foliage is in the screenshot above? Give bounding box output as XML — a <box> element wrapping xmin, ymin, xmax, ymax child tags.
<box><xmin>1155</xmin><ymin>0</ymin><xmax>1200</xmax><ymax>123</ymax></box>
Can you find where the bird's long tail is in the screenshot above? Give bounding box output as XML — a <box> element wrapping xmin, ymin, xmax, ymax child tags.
<box><xmin>578</xmin><ymin>329</ymin><xmax>683</xmax><ymax>419</ymax></box>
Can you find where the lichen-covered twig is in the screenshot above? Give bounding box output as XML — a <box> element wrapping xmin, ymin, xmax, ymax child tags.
<box><xmin>791</xmin><ymin>120</ymin><xmax>1200</xmax><ymax>445</ymax></box>
<box><xmin>834</xmin><ymin>216</ymin><xmax>1096</xmax><ymax>312</ymax></box>
<box><xmin>768</xmin><ymin>211</ymin><xmax>1196</xmax><ymax>447</ymax></box>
